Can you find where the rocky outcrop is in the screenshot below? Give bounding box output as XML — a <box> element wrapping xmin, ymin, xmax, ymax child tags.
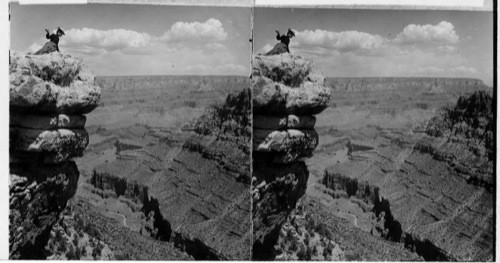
<box><xmin>322</xmin><ymin>91</ymin><xmax>494</xmax><ymax>261</ymax></box>
<box><xmin>252</xmin><ymin>54</ymin><xmax>330</xmax><ymax>260</ymax></box>
<box><xmin>9</xmin><ymin>52</ymin><xmax>100</xmax><ymax>259</ymax></box>
<box><xmin>426</xmin><ymin>90</ymin><xmax>494</xmax><ymax>161</ymax></box>
<box><xmin>152</xmin><ymin>88</ymin><xmax>252</xmax><ymax>259</ymax></box>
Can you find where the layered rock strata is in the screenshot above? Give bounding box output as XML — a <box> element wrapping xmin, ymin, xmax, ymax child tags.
<box><xmin>153</xmin><ymin>88</ymin><xmax>252</xmax><ymax>259</ymax></box>
<box><xmin>9</xmin><ymin>52</ymin><xmax>100</xmax><ymax>259</ymax></box>
<box><xmin>252</xmin><ymin>54</ymin><xmax>330</xmax><ymax>260</ymax></box>
<box><xmin>322</xmin><ymin>91</ymin><xmax>494</xmax><ymax>261</ymax></box>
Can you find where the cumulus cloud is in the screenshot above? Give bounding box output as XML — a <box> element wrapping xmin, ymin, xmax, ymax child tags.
<box><xmin>160</xmin><ymin>18</ymin><xmax>227</xmax><ymax>43</ymax></box>
<box><xmin>49</xmin><ymin>18</ymin><xmax>228</xmax><ymax>55</ymax></box>
<box><xmin>261</xmin><ymin>21</ymin><xmax>460</xmax><ymax>56</ymax></box>
<box><xmin>61</xmin><ymin>28</ymin><xmax>152</xmax><ymax>52</ymax></box>
<box><xmin>294</xmin><ymin>29</ymin><xmax>386</xmax><ymax>52</ymax></box>
<box><xmin>23</xmin><ymin>18</ymin><xmax>249</xmax><ymax>76</ymax></box>
<box><xmin>394</xmin><ymin>21</ymin><xmax>459</xmax><ymax>45</ymax></box>
<box><xmin>438</xmin><ymin>45</ymin><xmax>457</xmax><ymax>53</ymax></box>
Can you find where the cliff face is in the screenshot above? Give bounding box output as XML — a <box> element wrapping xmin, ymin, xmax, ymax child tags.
<box><xmin>152</xmin><ymin>88</ymin><xmax>252</xmax><ymax>259</ymax></box>
<box><xmin>88</xmin><ymin>88</ymin><xmax>252</xmax><ymax>259</ymax></box>
<box><xmin>322</xmin><ymin>91</ymin><xmax>494</xmax><ymax>261</ymax></box>
<box><xmin>252</xmin><ymin>54</ymin><xmax>330</xmax><ymax>260</ymax></box>
<box><xmin>9</xmin><ymin>52</ymin><xmax>101</xmax><ymax>259</ymax></box>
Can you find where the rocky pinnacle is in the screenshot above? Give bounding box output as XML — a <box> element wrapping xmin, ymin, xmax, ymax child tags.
<box><xmin>251</xmin><ymin>54</ymin><xmax>330</xmax><ymax>260</ymax></box>
<box><xmin>9</xmin><ymin>52</ymin><xmax>101</xmax><ymax>259</ymax></box>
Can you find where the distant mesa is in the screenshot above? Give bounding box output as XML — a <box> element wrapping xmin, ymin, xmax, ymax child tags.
<box><xmin>9</xmin><ymin>51</ymin><xmax>101</xmax><ymax>259</ymax></box>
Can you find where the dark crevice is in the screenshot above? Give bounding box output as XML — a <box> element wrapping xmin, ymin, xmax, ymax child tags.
<box><xmin>323</xmin><ymin>173</ymin><xmax>456</xmax><ymax>261</ymax></box>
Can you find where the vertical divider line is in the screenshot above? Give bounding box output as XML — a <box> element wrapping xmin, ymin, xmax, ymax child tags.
<box><xmin>249</xmin><ymin>2</ymin><xmax>254</xmax><ymax>260</ymax></box>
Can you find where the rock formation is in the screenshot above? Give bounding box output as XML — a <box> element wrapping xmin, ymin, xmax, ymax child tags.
<box><xmin>252</xmin><ymin>54</ymin><xmax>330</xmax><ymax>260</ymax></box>
<box><xmin>87</xmin><ymin>88</ymin><xmax>252</xmax><ymax>259</ymax></box>
<box><xmin>322</xmin><ymin>91</ymin><xmax>494</xmax><ymax>261</ymax></box>
<box><xmin>9</xmin><ymin>52</ymin><xmax>101</xmax><ymax>259</ymax></box>
<box><xmin>156</xmin><ymin>88</ymin><xmax>252</xmax><ymax>259</ymax></box>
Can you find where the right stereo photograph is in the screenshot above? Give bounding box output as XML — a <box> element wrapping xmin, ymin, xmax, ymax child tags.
<box><xmin>251</xmin><ymin>7</ymin><xmax>494</xmax><ymax>261</ymax></box>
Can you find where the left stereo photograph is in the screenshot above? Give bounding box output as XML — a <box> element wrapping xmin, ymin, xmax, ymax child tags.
<box><xmin>9</xmin><ymin>3</ymin><xmax>252</xmax><ymax>260</ymax></box>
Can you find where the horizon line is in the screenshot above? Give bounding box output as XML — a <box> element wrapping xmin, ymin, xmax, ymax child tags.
<box><xmin>95</xmin><ymin>74</ymin><xmax>488</xmax><ymax>81</ymax></box>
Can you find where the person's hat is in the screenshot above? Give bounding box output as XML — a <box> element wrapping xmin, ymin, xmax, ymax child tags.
<box><xmin>287</xmin><ymin>29</ymin><xmax>295</xmax><ymax>37</ymax></box>
<box><xmin>57</xmin><ymin>27</ymin><xmax>65</xmax><ymax>35</ymax></box>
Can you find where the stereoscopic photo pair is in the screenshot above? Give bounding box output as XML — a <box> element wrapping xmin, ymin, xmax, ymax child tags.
<box><xmin>8</xmin><ymin>2</ymin><xmax>495</xmax><ymax>261</ymax></box>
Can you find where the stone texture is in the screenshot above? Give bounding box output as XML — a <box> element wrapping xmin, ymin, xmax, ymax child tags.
<box><xmin>253</xmin><ymin>129</ymin><xmax>318</xmax><ymax>163</ymax></box>
<box><xmin>11</xmin><ymin>112</ymin><xmax>86</xmax><ymax>130</ymax></box>
<box><xmin>10</xmin><ymin>128</ymin><xmax>89</xmax><ymax>163</ymax></box>
<box><xmin>322</xmin><ymin>93</ymin><xmax>494</xmax><ymax>261</ymax></box>
<box><xmin>10</xmin><ymin>162</ymin><xmax>79</xmax><ymax>259</ymax></box>
<box><xmin>89</xmin><ymin>88</ymin><xmax>252</xmax><ymax>260</ymax></box>
<box><xmin>253</xmin><ymin>115</ymin><xmax>316</xmax><ymax>130</ymax></box>
<box><xmin>10</xmin><ymin>51</ymin><xmax>100</xmax><ymax>114</ymax></box>
<box><xmin>252</xmin><ymin>54</ymin><xmax>330</xmax><ymax>115</ymax></box>
<box><xmin>9</xmin><ymin>52</ymin><xmax>100</xmax><ymax>259</ymax></box>
<box><xmin>252</xmin><ymin>54</ymin><xmax>330</xmax><ymax>259</ymax></box>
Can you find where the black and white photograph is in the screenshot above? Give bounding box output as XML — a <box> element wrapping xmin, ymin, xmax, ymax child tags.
<box><xmin>5</xmin><ymin>0</ymin><xmax>496</xmax><ymax>261</ymax></box>
<box><xmin>251</xmin><ymin>6</ymin><xmax>494</xmax><ymax>261</ymax></box>
<box><xmin>9</xmin><ymin>2</ymin><xmax>252</xmax><ymax>260</ymax></box>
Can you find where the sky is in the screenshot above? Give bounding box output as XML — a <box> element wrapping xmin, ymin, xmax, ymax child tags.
<box><xmin>9</xmin><ymin>5</ymin><xmax>494</xmax><ymax>85</ymax></box>
<box><xmin>10</xmin><ymin>3</ymin><xmax>252</xmax><ymax>76</ymax></box>
<box><xmin>254</xmin><ymin>8</ymin><xmax>494</xmax><ymax>86</ymax></box>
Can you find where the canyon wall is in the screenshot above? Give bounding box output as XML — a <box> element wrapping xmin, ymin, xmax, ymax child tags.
<box><xmin>327</xmin><ymin>77</ymin><xmax>488</xmax><ymax>92</ymax></box>
<box><xmin>9</xmin><ymin>52</ymin><xmax>101</xmax><ymax>259</ymax></box>
<box><xmin>252</xmin><ymin>54</ymin><xmax>330</xmax><ymax>260</ymax></box>
<box><xmin>86</xmin><ymin>88</ymin><xmax>252</xmax><ymax>259</ymax></box>
<box><xmin>322</xmin><ymin>91</ymin><xmax>494</xmax><ymax>261</ymax></box>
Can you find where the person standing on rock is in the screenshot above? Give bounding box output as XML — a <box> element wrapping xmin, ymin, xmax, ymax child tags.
<box><xmin>265</xmin><ymin>28</ymin><xmax>295</xmax><ymax>55</ymax></box>
<box><xmin>34</xmin><ymin>27</ymin><xmax>65</xmax><ymax>55</ymax></box>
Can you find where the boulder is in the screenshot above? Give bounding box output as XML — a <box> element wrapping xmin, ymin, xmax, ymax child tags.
<box><xmin>253</xmin><ymin>129</ymin><xmax>318</xmax><ymax>163</ymax></box>
<box><xmin>252</xmin><ymin>76</ymin><xmax>330</xmax><ymax>115</ymax></box>
<box><xmin>9</xmin><ymin>52</ymin><xmax>100</xmax><ymax>114</ymax></box>
<box><xmin>252</xmin><ymin>54</ymin><xmax>324</xmax><ymax>87</ymax></box>
<box><xmin>10</xmin><ymin>128</ymin><xmax>89</xmax><ymax>163</ymax></box>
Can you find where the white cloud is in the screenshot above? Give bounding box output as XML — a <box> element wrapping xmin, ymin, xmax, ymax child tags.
<box><xmin>61</xmin><ymin>28</ymin><xmax>152</xmax><ymax>52</ymax></box>
<box><xmin>160</xmin><ymin>18</ymin><xmax>227</xmax><ymax>43</ymax></box>
<box><xmin>255</xmin><ymin>21</ymin><xmax>477</xmax><ymax>79</ymax></box>
<box><xmin>41</xmin><ymin>18</ymin><xmax>228</xmax><ymax>56</ymax></box>
<box><xmin>22</xmin><ymin>18</ymin><xmax>249</xmax><ymax>75</ymax></box>
<box><xmin>274</xmin><ymin>21</ymin><xmax>459</xmax><ymax>58</ymax></box>
<box><xmin>394</xmin><ymin>21</ymin><xmax>459</xmax><ymax>45</ymax></box>
<box><xmin>438</xmin><ymin>45</ymin><xmax>457</xmax><ymax>53</ymax></box>
<box><xmin>294</xmin><ymin>29</ymin><xmax>386</xmax><ymax>52</ymax></box>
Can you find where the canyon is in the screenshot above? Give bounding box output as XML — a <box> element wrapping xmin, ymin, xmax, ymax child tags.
<box><xmin>9</xmin><ymin>50</ymin><xmax>494</xmax><ymax>261</ymax></box>
<box><xmin>48</xmin><ymin>74</ymin><xmax>252</xmax><ymax>259</ymax></box>
<box><xmin>305</xmin><ymin>77</ymin><xmax>493</xmax><ymax>260</ymax></box>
